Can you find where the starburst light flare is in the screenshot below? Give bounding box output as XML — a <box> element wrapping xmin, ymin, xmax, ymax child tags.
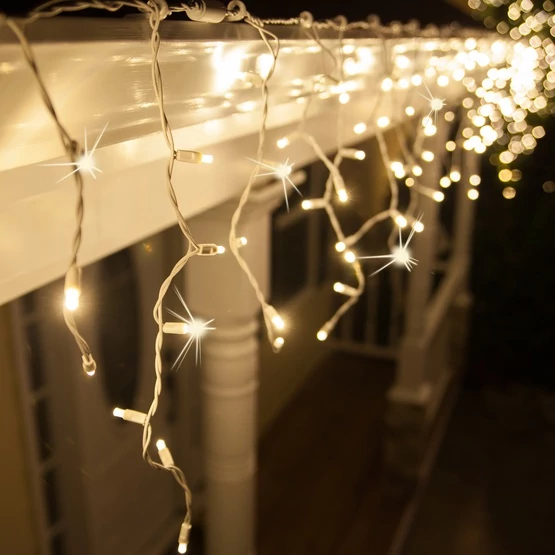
<box><xmin>248</xmin><ymin>157</ymin><xmax>302</xmax><ymax>211</ymax></box>
<box><xmin>164</xmin><ymin>286</ymin><xmax>215</xmax><ymax>369</ymax></box>
<box><xmin>419</xmin><ymin>80</ymin><xmax>445</xmax><ymax>127</ymax></box>
<box><xmin>358</xmin><ymin>216</ymin><xmax>422</xmax><ymax>276</ymax></box>
<box><xmin>43</xmin><ymin>122</ymin><xmax>108</xmax><ymax>181</ymax></box>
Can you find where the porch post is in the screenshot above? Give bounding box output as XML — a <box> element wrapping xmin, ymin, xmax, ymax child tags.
<box><xmin>184</xmin><ymin>189</ymin><xmax>283</xmax><ymax>555</ymax></box>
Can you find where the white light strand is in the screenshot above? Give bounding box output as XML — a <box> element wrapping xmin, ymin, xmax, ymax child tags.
<box><xmin>3</xmin><ymin>16</ymin><xmax>98</xmax><ymax>377</ymax></box>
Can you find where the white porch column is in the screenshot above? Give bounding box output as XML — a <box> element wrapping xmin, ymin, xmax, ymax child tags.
<box><xmin>184</xmin><ymin>185</ymin><xmax>286</xmax><ymax>555</ymax></box>
<box><xmin>390</xmin><ymin>119</ymin><xmax>451</xmax><ymax>406</ymax></box>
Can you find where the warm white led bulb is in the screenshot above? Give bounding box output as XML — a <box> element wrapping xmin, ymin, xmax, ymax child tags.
<box><xmin>238</xmin><ymin>237</ymin><xmax>248</xmax><ymax>246</ymax></box>
<box><xmin>421</xmin><ymin>150</ymin><xmax>434</xmax><ymax>162</ymax></box>
<box><xmin>216</xmin><ymin>245</ymin><xmax>226</xmax><ymax>254</ymax></box>
<box><xmin>405</xmin><ymin>177</ymin><xmax>415</xmax><ymax>187</ymax></box>
<box><xmin>273</xmin><ymin>337</ymin><xmax>285</xmax><ymax>349</ymax></box>
<box><xmin>411</xmin><ymin>74</ymin><xmax>423</xmax><ymax>86</ymax></box>
<box><xmin>423</xmin><ymin>124</ymin><xmax>437</xmax><ymax>137</ymax></box>
<box><xmin>64</xmin><ymin>287</ymin><xmax>80</xmax><ymax>311</ymax></box>
<box><xmin>395</xmin><ymin>215</ymin><xmax>408</xmax><ymax>228</ymax></box>
<box><xmin>163</xmin><ymin>322</ymin><xmax>190</xmax><ymax>335</ymax></box>
<box><xmin>412</xmin><ymin>165</ymin><xmax>423</xmax><ymax>177</ymax></box>
<box><xmin>277</xmin><ymin>137</ymin><xmax>290</xmax><ymax>149</ymax></box>
<box><xmin>339</xmin><ymin>92</ymin><xmax>350</xmax><ymax>104</ymax></box>
<box><xmin>433</xmin><ymin>191</ymin><xmax>445</xmax><ymax>202</ymax></box>
<box><xmin>333</xmin><ymin>282</ymin><xmax>358</xmax><ymax>296</ymax></box>
<box><xmin>317</xmin><ymin>330</ymin><xmax>328</xmax><ymax>341</ymax></box>
<box><xmin>201</xmin><ymin>154</ymin><xmax>214</xmax><ymax>164</ymax></box>
<box><xmin>381</xmin><ymin>77</ymin><xmax>393</xmax><ymax>91</ymax></box>
<box><xmin>405</xmin><ymin>106</ymin><xmax>415</xmax><ymax>116</ymax></box>
<box><xmin>178</xmin><ymin>544</ymin><xmax>187</xmax><ymax>554</ymax></box>
<box><xmin>113</xmin><ymin>407</ymin><xmax>125</xmax><ymax>418</ymax></box>
<box><xmin>413</xmin><ymin>221</ymin><xmax>425</xmax><ymax>233</ymax></box>
<box><xmin>449</xmin><ymin>169</ymin><xmax>461</xmax><ymax>182</ymax></box>
<box><xmin>344</xmin><ymin>251</ymin><xmax>356</xmax><ymax>263</ymax></box>
<box><xmin>377</xmin><ymin>116</ymin><xmax>390</xmax><ymax>128</ymax></box>
<box><xmin>178</xmin><ymin>522</ymin><xmax>191</xmax><ymax>554</ymax></box>
<box><xmin>467</xmin><ymin>189</ymin><xmax>479</xmax><ymax>200</ymax></box>
<box><xmin>156</xmin><ymin>439</ymin><xmax>175</xmax><ymax>468</ymax></box>
<box><xmin>446</xmin><ymin>141</ymin><xmax>456</xmax><ymax>152</ymax></box>
<box><xmin>354</xmin><ymin>150</ymin><xmax>366</xmax><ymax>161</ymax></box>
<box><xmin>302</xmin><ymin>199</ymin><xmax>326</xmax><ymax>210</ymax></box>
<box><xmin>440</xmin><ymin>176</ymin><xmax>451</xmax><ymax>188</ymax></box>
<box><xmin>469</xmin><ymin>174</ymin><xmax>481</xmax><ymax>186</ymax></box>
<box><xmin>337</xmin><ymin>189</ymin><xmax>349</xmax><ymax>203</ymax></box>
<box><xmin>353</xmin><ymin>122</ymin><xmax>367</xmax><ymax>135</ymax></box>
<box><xmin>335</xmin><ymin>241</ymin><xmax>346</xmax><ymax>253</ymax></box>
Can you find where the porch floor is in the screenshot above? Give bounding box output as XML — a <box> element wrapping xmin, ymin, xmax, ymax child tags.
<box><xmin>403</xmin><ymin>385</ymin><xmax>555</xmax><ymax>555</ymax></box>
<box><xmin>257</xmin><ymin>351</ymin><xmax>405</xmax><ymax>555</ymax></box>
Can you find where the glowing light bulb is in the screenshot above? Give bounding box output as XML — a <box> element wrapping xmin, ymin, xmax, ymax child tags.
<box><xmin>423</xmin><ymin>124</ymin><xmax>437</xmax><ymax>137</ymax></box>
<box><xmin>338</xmin><ymin>189</ymin><xmax>349</xmax><ymax>203</ymax></box>
<box><xmin>113</xmin><ymin>407</ymin><xmax>125</xmax><ymax>418</ymax></box>
<box><xmin>412</xmin><ymin>165</ymin><xmax>423</xmax><ymax>176</ymax></box>
<box><xmin>469</xmin><ymin>174</ymin><xmax>481</xmax><ymax>186</ymax></box>
<box><xmin>354</xmin><ymin>150</ymin><xmax>366</xmax><ymax>160</ymax></box>
<box><xmin>344</xmin><ymin>251</ymin><xmax>356</xmax><ymax>263</ymax></box>
<box><xmin>413</xmin><ymin>221</ymin><xmax>424</xmax><ymax>233</ymax></box>
<box><xmin>277</xmin><ymin>137</ymin><xmax>290</xmax><ymax>149</ymax></box>
<box><xmin>201</xmin><ymin>154</ymin><xmax>214</xmax><ymax>164</ymax></box>
<box><xmin>432</xmin><ymin>191</ymin><xmax>445</xmax><ymax>202</ymax></box>
<box><xmin>440</xmin><ymin>176</ymin><xmax>451</xmax><ymax>188</ymax></box>
<box><xmin>353</xmin><ymin>122</ymin><xmax>367</xmax><ymax>134</ymax></box>
<box><xmin>238</xmin><ymin>237</ymin><xmax>248</xmax><ymax>246</ymax></box>
<box><xmin>437</xmin><ymin>75</ymin><xmax>449</xmax><ymax>87</ymax></box>
<box><xmin>503</xmin><ymin>186</ymin><xmax>516</xmax><ymax>199</ymax></box>
<box><xmin>449</xmin><ymin>169</ymin><xmax>461</xmax><ymax>182</ymax></box>
<box><xmin>405</xmin><ymin>177</ymin><xmax>415</xmax><ymax>187</ymax></box>
<box><xmin>405</xmin><ymin>106</ymin><xmax>415</xmax><ymax>116</ymax></box>
<box><xmin>178</xmin><ymin>544</ymin><xmax>187</xmax><ymax>554</ymax></box>
<box><xmin>377</xmin><ymin>116</ymin><xmax>390</xmax><ymax>128</ymax></box>
<box><xmin>64</xmin><ymin>287</ymin><xmax>80</xmax><ymax>311</ymax></box>
<box><xmin>381</xmin><ymin>77</ymin><xmax>393</xmax><ymax>91</ymax></box>
<box><xmin>422</xmin><ymin>150</ymin><xmax>434</xmax><ymax>162</ymax></box>
<box><xmin>395</xmin><ymin>215</ymin><xmax>408</xmax><ymax>228</ymax></box>
<box><xmin>411</xmin><ymin>74</ymin><xmax>423</xmax><ymax>86</ymax></box>
<box><xmin>335</xmin><ymin>241</ymin><xmax>346</xmax><ymax>252</ymax></box>
<box><xmin>216</xmin><ymin>245</ymin><xmax>226</xmax><ymax>254</ymax></box>
<box><xmin>156</xmin><ymin>439</ymin><xmax>167</xmax><ymax>451</ymax></box>
<box><xmin>317</xmin><ymin>330</ymin><xmax>328</xmax><ymax>341</ymax></box>
<box><xmin>339</xmin><ymin>92</ymin><xmax>350</xmax><ymax>104</ymax></box>
<box><xmin>467</xmin><ymin>189</ymin><xmax>479</xmax><ymax>200</ymax></box>
<box><xmin>273</xmin><ymin>337</ymin><xmax>285</xmax><ymax>349</ymax></box>
<box><xmin>446</xmin><ymin>141</ymin><xmax>456</xmax><ymax>152</ymax></box>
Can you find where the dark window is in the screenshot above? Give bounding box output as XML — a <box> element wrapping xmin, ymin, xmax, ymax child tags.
<box><xmin>33</xmin><ymin>397</ymin><xmax>53</xmax><ymax>461</ymax></box>
<box><xmin>97</xmin><ymin>249</ymin><xmax>140</xmax><ymax>409</ymax></box>
<box><xmin>51</xmin><ymin>533</ymin><xmax>66</xmax><ymax>555</ymax></box>
<box><xmin>43</xmin><ymin>469</ymin><xmax>60</xmax><ymax>526</ymax></box>
<box><xmin>25</xmin><ymin>322</ymin><xmax>45</xmax><ymax>391</ymax></box>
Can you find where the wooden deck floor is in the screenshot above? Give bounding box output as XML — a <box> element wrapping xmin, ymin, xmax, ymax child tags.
<box><xmin>257</xmin><ymin>351</ymin><xmax>406</xmax><ymax>555</ymax></box>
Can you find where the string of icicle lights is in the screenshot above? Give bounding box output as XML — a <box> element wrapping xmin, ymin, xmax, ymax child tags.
<box><xmin>0</xmin><ymin>0</ymin><xmax>539</xmax><ymax>552</ymax></box>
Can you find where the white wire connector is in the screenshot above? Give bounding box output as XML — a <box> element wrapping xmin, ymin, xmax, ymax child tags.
<box><xmin>163</xmin><ymin>322</ymin><xmax>191</xmax><ymax>334</ymax></box>
<box><xmin>178</xmin><ymin>521</ymin><xmax>192</xmax><ymax>554</ymax></box>
<box><xmin>340</xmin><ymin>148</ymin><xmax>366</xmax><ymax>161</ymax></box>
<box><xmin>175</xmin><ymin>150</ymin><xmax>214</xmax><ymax>164</ymax></box>
<box><xmin>185</xmin><ymin>0</ymin><xmax>226</xmax><ymax>23</ymax></box>
<box><xmin>113</xmin><ymin>407</ymin><xmax>147</xmax><ymax>426</ymax></box>
<box><xmin>333</xmin><ymin>282</ymin><xmax>358</xmax><ymax>297</ymax></box>
<box><xmin>64</xmin><ymin>265</ymin><xmax>81</xmax><ymax>312</ymax></box>
<box><xmin>156</xmin><ymin>439</ymin><xmax>175</xmax><ymax>468</ymax></box>
<box><xmin>197</xmin><ymin>243</ymin><xmax>226</xmax><ymax>256</ymax></box>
